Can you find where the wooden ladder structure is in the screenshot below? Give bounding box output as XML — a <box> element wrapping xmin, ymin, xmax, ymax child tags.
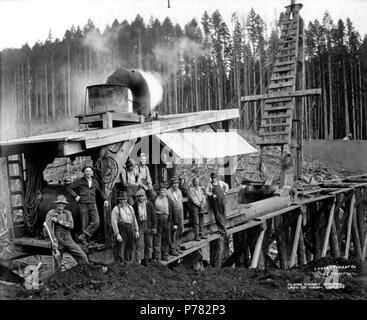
<box><xmin>6</xmin><ymin>154</ymin><xmax>25</xmax><ymax>238</ymax></box>
<box><xmin>242</xmin><ymin>1</ymin><xmax>321</xmax><ymax>185</ymax></box>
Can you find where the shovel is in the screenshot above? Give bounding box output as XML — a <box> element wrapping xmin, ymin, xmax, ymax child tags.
<box><xmin>43</xmin><ymin>222</ymin><xmax>62</xmax><ymax>271</ymax></box>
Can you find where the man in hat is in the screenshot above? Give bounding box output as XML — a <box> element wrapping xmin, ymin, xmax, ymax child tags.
<box><xmin>133</xmin><ymin>189</ymin><xmax>157</xmax><ymax>265</ymax></box>
<box><xmin>111</xmin><ymin>191</ymin><xmax>140</xmax><ymax>264</ymax></box>
<box><xmin>189</xmin><ymin>177</ymin><xmax>208</xmax><ymax>241</ymax></box>
<box><xmin>206</xmin><ymin>172</ymin><xmax>229</xmax><ymax>236</ymax></box>
<box><xmin>44</xmin><ymin>195</ymin><xmax>88</xmax><ymax>265</ymax></box>
<box><xmin>67</xmin><ymin>165</ymin><xmax>109</xmax><ymax>246</ymax></box>
<box><xmin>166</xmin><ymin>177</ymin><xmax>184</xmax><ymax>255</ymax></box>
<box><xmin>137</xmin><ymin>153</ymin><xmax>156</xmax><ymax>201</ymax></box>
<box><xmin>120</xmin><ymin>158</ymin><xmax>144</xmax><ymax>205</ymax></box>
<box><xmin>153</xmin><ymin>183</ymin><xmax>178</xmax><ymax>261</ymax></box>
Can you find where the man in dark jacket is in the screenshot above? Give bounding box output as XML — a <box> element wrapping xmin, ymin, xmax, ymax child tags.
<box><xmin>133</xmin><ymin>189</ymin><xmax>157</xmax><ymax>265</ymax></box>
<box><xmin>153</xmin><ymin>183</ymin><xmax>178</xmax><ymax>261</ymax></box>
<box><xmin>67</xmin><ymin>165</ymin><xmax>108</xmax><ymax>245</ymax></box>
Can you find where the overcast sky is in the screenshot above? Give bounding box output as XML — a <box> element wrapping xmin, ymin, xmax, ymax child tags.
<box><xmin>0</xmin><ymin>0</ymin><xmax>366</xmax><ymax>50</ymax></box>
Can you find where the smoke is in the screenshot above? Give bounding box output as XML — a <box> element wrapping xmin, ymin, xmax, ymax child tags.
<box><xmin>153</xmin><ymin>37</ymin><xmax>205</xmax><ymax>77</ymax></box>
<box><xmin>83</xmin><ymin>29</ymin><xmax>111</xmax><ymax>54</ymax></box>
<box><xmin>82</xmin><ymin>23</ymin><xmax>125</xmax><ymax>54</ymax></box>
<box><xmin>138</xmin><ymin>70</ymin><xmax>163</xmax><ymax>111</ymax></box>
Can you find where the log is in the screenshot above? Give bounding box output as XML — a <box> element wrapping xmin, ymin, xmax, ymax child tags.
<box><xmin>290</xmin><ymin>213</ymin><xmax>303</xmax><ymax>267</ymax></box>
<box><xmin>345</xmin><ymin>194</ymin><xmax>356</xmax><ymax>259</ymax></box>
<box><xmin>321</xmin><ymin>197</ymin><xmax>336</xmax><ymax>257</ymax></box>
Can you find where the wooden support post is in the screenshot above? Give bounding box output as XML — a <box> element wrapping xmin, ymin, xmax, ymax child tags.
<box><xmin>330</xmin><ymin>219</ymin><xmax>341</xmax><ymax>258</ymax></box>
<box><xmin>311</xmin><ymin>203</ymin><xmax>323</xmax><ymax>260</ymax></box>
<box><xmin>345</xmin><ymin>193</ymin><xmax>356</xmax><ymax>259</ymax></box>
<box><xmin>297</xmin><ymin>227</ymin><xmax>307</xmax><ymax>265</ymax></box>
<box><xmin>210</xmin><ymin>237</ymin><xmax>224</xmax><ymax>267</ymax></box>
<box><xmin>222</xmin><ymin>120</ymin><xmax>235</xmax><ymax>189</ymax></box>
<box><xmin>352</xmin><ymin>213</ymin><xmax>362</xmax><ymax>260</ymax></box>
<box><xmin>290</xmin><ymin>212</ymin><xmax>303</xmax><ymax>267</ymax></box>
<box><xmin>274</xmin><ymin>215</ymin><xmax>288</xmax><ymax>269</ymax></box>
<box><xmin>321</xmin><ymin>197</ymin><xmax>336</xmax><ymax>257</ymax></box>
<box><xmin>362</xmin><ymin>227</ymin><xmax>367</xmax><ymax>260</ymax></box>
<box><xmin>102</xmin><ymin>112</ymin><xmax>113</xmax><ymax>129</ymax></box>
<box><xmin>250</xmin><ymin>223</ymin><xmax>266</xmax><ymax>269</ymax></box>
<box><xmin>357</xmin><ymin>201</ymin><xmax>365</xmax><ymax>250</ymax></box>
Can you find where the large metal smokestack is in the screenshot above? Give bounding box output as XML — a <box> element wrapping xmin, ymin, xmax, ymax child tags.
<box><xmin>105</xmin><ymin>68</ymin><xmax>151</xmax><ymax>116</ymax></box>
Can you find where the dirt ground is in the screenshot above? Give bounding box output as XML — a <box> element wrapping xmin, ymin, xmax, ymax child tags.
<box><xmin>1</xmin><ymin>256</ymin><xmax>366</xmax><ymax>300</ymax></box>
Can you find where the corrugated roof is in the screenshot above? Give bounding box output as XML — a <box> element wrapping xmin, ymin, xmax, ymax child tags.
<box><xmin>155</xmin><ymin>131</ymin><xmax>258</xmax><ymax>159</ymax></box>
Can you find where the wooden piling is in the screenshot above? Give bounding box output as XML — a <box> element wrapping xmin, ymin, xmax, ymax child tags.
<box><xmin>210</xmin><ymin>237</ymin><xmax>224</xmax><ymax>267</ymax></box>
<box><xmin>345</xmin><ymin>193</ymin><xmax>356</xmax><ymax>259</ymax></box>
<box><xmin>250</xmin><ymin>223</ymin><xmax>266</xmax><ymax>269</ymax></box>
<box><xmin>362</xmin><ymin>227</ymin><xmax>367</xmax><ymax>260</ymax></box>
<box><xmin>321</xmin><ymin>197</ymin><xmax>336</xmax><ymax>257</ymax></box>
<box><xmin>352</xmin><ymin>213</ymin><xmax>362</xmax><ymax>260</ymax></box>
<box><xmin>330</xmin><ymin>219</ymin><xmax>341</xmax><ymax>258</ymax></box>
<box><xmin>274</xmin><ymin>215</ymin><xmax>288</xmax><ymax>269</ymax></box>
<box><xmin>290</xmin><ymin>212</ymin><xmax>303</xmax><ymax>267</ymax></box>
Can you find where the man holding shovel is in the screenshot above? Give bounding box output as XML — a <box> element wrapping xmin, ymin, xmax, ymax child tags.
<box><xmin>44</xmin><ymin>195</ymin><xmax>89</xmax><ymax>268</ymax></box>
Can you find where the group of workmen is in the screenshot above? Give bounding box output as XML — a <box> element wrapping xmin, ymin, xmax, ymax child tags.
<box><xmin>43</xmin><ymin>153</ymin><xmax>229</xmax><ymax>267</ymax></box>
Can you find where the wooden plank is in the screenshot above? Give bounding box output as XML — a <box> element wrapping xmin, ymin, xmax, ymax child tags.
<box><xmin>257</xmin><ymin>140</ymin><xmax>288</xmax><ymax>146</ymax></box>
<box><xmin>13</xmin><ymin>237</ymin><xmax>51</xmax><ymax>249</ymax></box>
<box><xmin>270</xmin><ymin>73</ymin><xmax>295</xmax><ymax>81</ymax></box>
<box><xmin>263</xmin><ymin>113</ymin><xmax>292</xmax><ymax>120</ymax></box>
<box><xmin>264</xmin><ymin>105</ymin><xmax>292</xmax><ymax>111</ymax></box>
<box><xmin>260</xmin><ymin>122</ymin><xmax>291</xmax><ymax>128</ymax></box>
<box><xmin>241</xmin><ymin>89</ymin><xmax>322</xmax><ymax>102</ymax></box>
<box><xmin>268</xmin><ymin>82</ymin><xmax>294</xmax><ymax>90</ymax></box>
<box><xmin>274</xmin><ymin>59</ymin><xmax>296</xmax><ymax>67</ymax></box>
<box><xmin>259</xmin><ymin>131</ymin><xmax>290</xmax><ymax>136</ymax></box>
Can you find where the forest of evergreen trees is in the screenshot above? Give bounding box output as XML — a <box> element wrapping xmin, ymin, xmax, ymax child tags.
<box><xmin>0</xmin><ymin>8</ymin><xmax>366</xmax><ymax>140</ymax></box>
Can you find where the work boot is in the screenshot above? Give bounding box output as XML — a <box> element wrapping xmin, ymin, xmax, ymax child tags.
<box><xmin>169</xmin><ymin>250</ymin><xmax>179</xmax><ymax>256</ymax></box>
<box><xmin>195</xmin><ymin>235</ymin><xmax>201</xmax><ymax>241</ymax></box>
<box><xmin>162</xmin><ymin>255</ymin><xmax>169</xmax><ymax>261</ymax></box>
<box><xmin>77</xmin><ymin>233</ymin><xmax>88</xmax><ymax>246</ymax></box>
<box><xmin>201</xmin><ymin>234</ymin><xmax>208</xmax><ymax>239</ymax></box>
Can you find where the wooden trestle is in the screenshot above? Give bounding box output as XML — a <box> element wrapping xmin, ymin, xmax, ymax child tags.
<box><xmin>163</xmin><ymin>174</ymin><xmax>367</xmax><ymax>269</ymax></box>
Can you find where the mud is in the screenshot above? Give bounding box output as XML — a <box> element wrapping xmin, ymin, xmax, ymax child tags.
<box><xmin>2</xmin><ymin>257</ymin><xmax>366</xmax><ymax>300</ymax></box>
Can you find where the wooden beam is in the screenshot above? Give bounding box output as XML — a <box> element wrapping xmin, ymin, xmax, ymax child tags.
<box><xmin>59</xmin><ymin>141</ymin><xmax>85</xmax><ymax>156</ymax></box>
<box><xmin>241</xmin><ymin>88</ymin><xmax>321</xmax><ymax>102</ymax></box>
<box><xmin>80</xmin><ymin>109</ymin><xmax>239</xmax><ymax>149</ymax></box>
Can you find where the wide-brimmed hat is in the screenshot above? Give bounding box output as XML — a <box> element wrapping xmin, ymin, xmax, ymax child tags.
<box><xmin>135</xmin><ymin>189</ymin><xmax>146</xmax><ymax>197</ymax></box>
<box><xmin>210</xmin><ymin>172</ymin><xmax>218</xmax><ymax>179</ymax></box>
<box><xmin>159</xmin><ymin>182</ymin><xmax>168</xmax><ymax>190</ymax></box>
<box><xmin>170</xmin><ymin>176</ymin><xmax>180</xmax><ymax>185</ymax></box>
<box><xmin>126</xmin><ymin>159</ymin><xmax>136</xmax><ymax>167</ymax></box>
<box><xmin>117</xmin><ymin>191</ymin><xmax>128</xmax><ymax>200</ymax></box>
<box><xmin>54</xmin><ymin>195</ymin><xmax>69</xmax><ymax>204</ymax></box>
